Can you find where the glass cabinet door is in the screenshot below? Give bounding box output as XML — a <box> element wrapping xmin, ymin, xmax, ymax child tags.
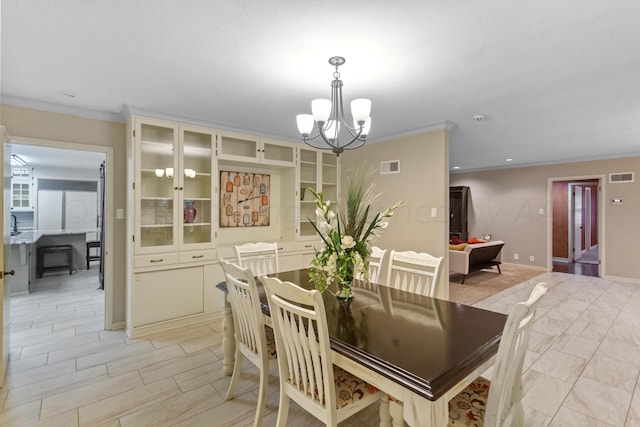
<box><xmin>137</xmin><ymin>121</ymin><xmax>179</xmax><ymax>252</ymax></box>
<box><xmin>181</xmin><ymin>127</ymin><xmax>214</xmax><ymax>248</ymax></box>
<box><xmin>298</xmin><ymin>148</ymin><xmax>319</xmax><ymax>238</ymax></box>
<box><xmin>321</xmin><ymin>152</ymin><xmax>339</xmax><ymax>203</ymax></box>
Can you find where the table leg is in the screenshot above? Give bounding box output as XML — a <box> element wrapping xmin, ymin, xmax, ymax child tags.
<box><xmin>221</xmin><ymin>295</ymin><xmax>235</xmax><ymax>376</ymax></box>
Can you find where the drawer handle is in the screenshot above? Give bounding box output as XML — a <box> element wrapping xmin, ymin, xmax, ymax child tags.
<box><xmin>192</xmin><ymin>255</ymin><xmax>204</xmax><ymax>259</ymax></box>
<box><xmin>304</xmin><ymin>245</ymin><xmax>312</xmax><ymax>248</ymax></box>
<box><xmin>278</xmin><ymin>247</ymin><xmax>284</xmax><ymax>250</ymax></box>
<box><xmin>149</xmin><ymin>258</ymin><xmax>164</xmax><ymax>263</ymax></box>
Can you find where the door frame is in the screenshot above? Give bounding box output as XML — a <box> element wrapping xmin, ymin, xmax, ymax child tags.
<box><xmin>547</xmin><ymin>175</ymin><xmax>605</xmax><ymax>275</ymax></box>
<box><xmin>7</xmin><ymin>136</ymin><xmax>115</xmax><ymax>329</ymax></box>
<box><xmin>569</xmin><ymin>183</ymin><xmax>583</xmax><ymax>262</ymax></box>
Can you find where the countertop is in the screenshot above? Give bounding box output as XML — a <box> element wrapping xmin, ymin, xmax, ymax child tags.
<box><xmin>10</xmin><ymin>229</ymin><xmax>99</xmax><ymax>245</ymax></box>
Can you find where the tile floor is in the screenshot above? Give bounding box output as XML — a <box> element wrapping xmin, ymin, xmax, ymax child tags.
<box><xmin>1</xmin><ymin>270</ymin><xmax>639</xmax><ymax>426</ymax></box>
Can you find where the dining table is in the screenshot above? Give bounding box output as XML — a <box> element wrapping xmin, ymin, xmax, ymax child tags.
<box><xmin>216</xmin><ymin>268</ymin><xmax>507</xmax><ymax>427</ymax></box>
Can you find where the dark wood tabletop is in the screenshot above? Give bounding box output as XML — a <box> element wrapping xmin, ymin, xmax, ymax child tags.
<box><xmin>216</xmin><ymin>268</ymin><xmax>507</xmax><ymax>401</ymax></box>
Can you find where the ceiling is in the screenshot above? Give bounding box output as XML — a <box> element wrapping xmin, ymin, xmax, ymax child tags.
<box><xmin>2</xmin><ymin>1</ymin><xmax>639</xmax><ymax>172</ymax></box>
<box><xmin>10</xmin><ymin>144</ymin><xmax>104</xmax><ymax>170</ymax></box>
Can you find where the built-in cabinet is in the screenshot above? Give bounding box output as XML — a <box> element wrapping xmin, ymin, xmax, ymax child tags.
<box><xmin>11</xmin><ymin>168</ymin><xmax>34</xmax><ymax>211</ymax></box>
<box><xmin>126</xmin><ymin>115</ymin><xmax>337</xmax><ymax>337</ymax></box>
<box><xmin>297</xmin><ymin>149</ymin><xmax>340</xmax><ymax>239</ymax></box>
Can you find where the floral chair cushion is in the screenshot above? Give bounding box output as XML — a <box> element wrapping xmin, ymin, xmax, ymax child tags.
<box><xmin>264</xmin><ymin>326</ymin><xmax>277</xmax><ymax>360</ymax></box>
<box><xmin>448</xmin><ymin>376</ymin><xmax>490</xmax><ymax>426</ymax></box>
<box><xmin>333</xmin><ymin>366</ymin><xmax>379</xmax><ymax>409</ymax></box>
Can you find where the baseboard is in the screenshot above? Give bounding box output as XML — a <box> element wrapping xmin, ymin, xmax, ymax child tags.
<box><xmin>500</xmin><ymin>262</ymin><xmax>549</xmax><ymax>271</ymax></box>
<box><xmin>107</xmin><ymin>321</ymin><xmax>126</xmax><ymax>331</ymax></box>
<box><xmin>602</xmin><ymin>275</ymin><xmax>640</xmax><ymax>284</ymax></box>
<box><xmin>126</xmin><ymin>311</ymin><xmax>224</xmax><ymax>339</ymax></box>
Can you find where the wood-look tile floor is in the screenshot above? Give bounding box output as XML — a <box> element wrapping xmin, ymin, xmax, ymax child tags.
<box><xmin>2</xmin><ymin>270</ymin><xmax>640</xmax><ymax>426</ymax></box>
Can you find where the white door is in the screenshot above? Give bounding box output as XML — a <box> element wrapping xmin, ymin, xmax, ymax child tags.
<box><xmin>37</xmin><ymin>190</ymin><xmax>63</xmax><ymax>230</ymax></box>
<box><xmin>573</xmin><ymin>185</ymin><xmax>583</xmax><ymax>262</ymax></box>
<box><xmin>1</xmin><ymin>129</ymin><xmax>11</xmax><ymax>386</ymax></box>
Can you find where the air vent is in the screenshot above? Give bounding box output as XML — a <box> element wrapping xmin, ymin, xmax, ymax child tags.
<box><xmin>380</xmin><ymin>160</ymin><xmax>400</xmax><ymax>175</ymax></box>
<box><xmin>609</xmin><ymin>172</ymin><xmax>634</xmax><ymax>183</ymax></box>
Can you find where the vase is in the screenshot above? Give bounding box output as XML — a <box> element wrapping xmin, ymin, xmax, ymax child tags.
<box><xmin>184</xmin><ymin>201</ymin><xmax>197</xmax><ymax>223</ymax></box>
<box><xmin>336</xmin><ymin>260</ymin><xmax>355</xmax><ymax>300</ymax></box>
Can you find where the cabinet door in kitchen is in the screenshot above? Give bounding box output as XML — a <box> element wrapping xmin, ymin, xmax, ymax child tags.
<box><xmin>65</xmin><ymin>191</ymin><xmax>98</xmax><ymax>230</ymax></box>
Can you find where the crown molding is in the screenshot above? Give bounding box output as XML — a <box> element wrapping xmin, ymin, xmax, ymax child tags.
<box><xmin>368</xmin><ymin>120</ymin><xmax>455</xmax><ymax>144</ymax></box>
<box><xmin>1</xmin><ymin>95</ymin><xmax>123</xmax><ymax>123</ymax></box>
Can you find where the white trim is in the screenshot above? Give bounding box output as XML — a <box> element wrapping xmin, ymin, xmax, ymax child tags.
<box><xmin>368</xmin><ymin>120</ymin><xmax>455</xmax><ymax>144</ymax></box>
<box><xmin>6</xmin><ymin>136</ymin><xmax>116</xmax><ymax>330</ymax></box>
<box><xmin>2</xmin><ymin>96</ymin><xmax>123</xmax><ymax>123</ymax></box>
<box><xmin>547</xmin><ymin>175</ymin><xmax>606</xmax><ymax>277</ymax></box>
<box><xmin>602</xmin><ymin>275</ymin><xmax>640</xmax><ymax>284</ymax></box>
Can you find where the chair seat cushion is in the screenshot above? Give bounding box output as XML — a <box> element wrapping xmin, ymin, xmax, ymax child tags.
<box><xmin>333</xmin><ymin>366</ymin><xmax>379</xmax><ymax>409</ymax></box>
<box><xmin>264</xmin><ymin>326</ymin><xmax>277</xmax><ymax>360</ymax></box>
<box><xmin>448</xmin><ymin>376</ymin><xmax>490</xmax><ymax>426</ymax></box>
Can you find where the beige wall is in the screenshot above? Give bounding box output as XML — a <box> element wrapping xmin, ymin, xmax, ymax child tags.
<box><xmin>341</xmin><ymin>129</ymin><xmax>450</xmax><ymax>297</ymax></box>
<box><xmin>1</xmin><ymin>104</ymin><xmax>128</xmax><ymax>322</ymax></box>
<box><xmin>450</xmin><ymin>156</ymin><xmax>640</xmax><ymax>281</ymax></box>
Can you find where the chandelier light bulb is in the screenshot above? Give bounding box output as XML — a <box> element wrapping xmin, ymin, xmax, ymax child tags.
<box><xmin>296</xmin><ymin>114</ymin><xmax>314</xmax><ymax>136</ymax></box>
<box><xmin>351</xmin><ymin>98</ymin><xmax>371</xmax><ymax>124</ymax></box>
<box><xmin>311</xmin><ymin>99</ymin><xmax>332</xmax><ymax>123</ymax></box>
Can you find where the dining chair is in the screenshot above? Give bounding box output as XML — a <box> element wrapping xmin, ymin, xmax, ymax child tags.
<box><xmin>380</xmin><ymin>250</ymin><xmax>444</xmax><ymax>297</ymax></box>
<box><xmin>260</xmin><ymin>275</ymin><xmax>384</xmax><ymax>426</ymax></box>
<box><xmin>219</xmin><ymin>260</ymin><xmax>277</xmax><ymax>427</ymax></box>
<box><xmin>448</xmin><ymin>282</ymin><xmax>548</xmax><ymax>426</ymax></box>
<box><xmin>234</xmin><ymin>241</ymin><xmax>279</xmax><ymax>276</ymax></box>
<box><xmin>367</xmin><ymin>246</ymin><xmax>387</xmax><ymax>283</ymax></box>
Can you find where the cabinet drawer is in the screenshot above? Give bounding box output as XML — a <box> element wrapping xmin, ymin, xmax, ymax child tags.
<box><xmin>179</xmin><ymin>249</ymin><xmax>217</xmax><ymax>264</ymax></box>
<box><xmin>134</xmin><ymin>253</ymin><xmax>179</xmax><ymax>268</ymax></box>
<box><xmin>297</xmin><ymin>241</ymin><xmax>320</xmax><ymax>254</ymax></box>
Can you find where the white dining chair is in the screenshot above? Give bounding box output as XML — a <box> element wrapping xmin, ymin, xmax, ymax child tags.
<box><xmin>260</xmin><ymin>275</ymin><xmax>384</xmax><ymax>427</ymax></box>
<box><xmin>219</xmin><ymin>260</ymin><xmax>277</xmax><ymax>427</ymax></box>
<box><xmin>234</xmin><ymin>241</ymin><xmax>279</xmax><ymax>276</ymax></box>
<box><xmin>380</xmin><ymin>250</ymin><xmax>444</xmax><ymax>297</ymax></box>
<box><xmin>448</xmin><ymin>282</ymin><xmax>548</xmax><ymax>426</ymax></box>
<box><xmin>368</xmin><ymin>246</ymin><xmax>387</xmax><ymax>283</ymax></box>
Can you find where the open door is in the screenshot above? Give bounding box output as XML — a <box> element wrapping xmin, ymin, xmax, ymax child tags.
<box><xmin>572</xmin><ymin>184</ymin><xmax>583</xmax><ymax>262</ymax></box>
<box><xmin>0</xmin><ymin>127</ymin><xmax>11</xmax><ymax>386</ymax></box>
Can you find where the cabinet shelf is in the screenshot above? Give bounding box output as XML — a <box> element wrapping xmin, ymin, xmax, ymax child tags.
<box><xmin>141</xmin><ymin>224</ymin><xmax>173</xmax><ymax>229</ymax></box>
<box><xmin>141</xmin><ymin>197</ymin><xmax>173</xmax><ymax>201</ymax></box>
<box><xmin>183</xmin><ymin>222</ymin><xmax>211</xmax><ymax>227</ymax></box>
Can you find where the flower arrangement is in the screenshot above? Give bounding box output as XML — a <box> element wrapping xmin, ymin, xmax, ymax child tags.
<box><xmin>308</xmin><ymin>169</ymin><xmax>402</xmax><ymax>299</ymax></box>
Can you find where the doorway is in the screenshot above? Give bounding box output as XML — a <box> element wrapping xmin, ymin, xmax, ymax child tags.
<box><xmin>6</xmin><ymin>137</ymin><xmax>114</xmax><ymax>329</ymax></box>
<box><xmin>549</xmin><ymin>177</ymin><xmax>602</xmax><ymax>277</ymax></box>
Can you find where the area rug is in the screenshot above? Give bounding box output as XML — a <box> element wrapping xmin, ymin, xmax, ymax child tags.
<box><xmin>449</xmin><ymin>264</ymin><xmax>546</xmax><ymax>306</ymax></box>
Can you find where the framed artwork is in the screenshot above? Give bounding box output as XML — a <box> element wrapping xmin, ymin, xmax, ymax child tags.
<box><xmin>220</xmin><ymin>171</ymin><xmax>270</xmax><ymax>227</ymax></box>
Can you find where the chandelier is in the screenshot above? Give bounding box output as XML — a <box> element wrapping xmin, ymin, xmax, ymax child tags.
<box><xmin>296</xmin><ymin>56</ymin><xmax>372</xmax><ymax>156</ymax></box>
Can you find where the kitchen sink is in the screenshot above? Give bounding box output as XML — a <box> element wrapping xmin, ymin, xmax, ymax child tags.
<box><xmin>10</xmin><ymin>231</ymin><xmax>21</xmax><ymax>236</ymax></box>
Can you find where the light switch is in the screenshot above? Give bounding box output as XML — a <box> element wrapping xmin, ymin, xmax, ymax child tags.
<box><xmin>538</xmin><ymin>208</ymin><xmax>545</xmax><ymax>215</ymax></box>
<box><xmin>431</xmin><ymin>207</ymin><xmax>437</xmax><ymax>217</ymax></box>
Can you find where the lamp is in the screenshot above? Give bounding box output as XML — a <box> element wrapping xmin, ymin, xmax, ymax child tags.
<box><xmin>155</xmin><ymin>169</ymin><xmax>165</xmax><ymax>177</ymax></box>
<box><xmin>165</xmin><ymin>168</ymin><xmax>174</xmax><ymax>178</ymax></box>
<box><xmin>296</xmin><ymin>56</ymin><xmax>371</xmax><ymax>156</ymax></box>
<box><xmin>11</xmin><ymin>154</ymin><xmax>26</xmax><ymax>166</ymax></box>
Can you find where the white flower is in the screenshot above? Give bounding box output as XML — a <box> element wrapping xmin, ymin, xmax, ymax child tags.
<box><xmin>341</xmin><ymin>235</ymin><xmax>356</xmax><ymax>249</ymax></box>
<box><xmin>318</xmin><ymin>221</ymin><xmax>333</xmax><ymax>235</ymax></box>
<box><xmin>315</xmin><ymin>207</ymin><xmax>325</xmax><ymax>218</ymax></box>
<box><xmin>327</xmin><ymin>211</ymin><xmax>336</xmax><ymax>221</ymax></box>
<box><xmin>378</xmin><ymin>221</ymin><xmax>389</xmax><ymax>229</ymax></box>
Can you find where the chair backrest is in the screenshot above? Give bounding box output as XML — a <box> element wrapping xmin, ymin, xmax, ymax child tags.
<box><xmin>382</xmin><ymin>250</ymin><xmax>444</xmax><ymax>297</ymax></box>
<box><xmin>485</xmin><ymin>282</ymin><xmax>548</xmax><ymax>427</ymax></box>
<box><xmin>234</xmin><ymin>242</ymin><xmax>279</xmax><ymax>276</ymax></box>
<box><xmin>219</xmin><ymin>260</ymin><xmax>269</xmax><ymax>361</ymax></box>
<box><xmin>368</xmin><ymin>246</ymin><xmax>387</xmax><ymax>283</ymax></box>
<box><xmin>260</xmin><ymin>275</ymin><xmax>338</xmax><ymax>420</ymax></box>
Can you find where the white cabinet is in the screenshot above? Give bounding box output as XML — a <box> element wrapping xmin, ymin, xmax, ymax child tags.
<box><xmin>127</xmin><ymin>116</ymin><xmax>220</xmax><ymax>337</ymax></box>
<box><xmin>296</xmin><ymin>148</ymin><xmax>340</xmax><ymax>240</ymax></box>
<box><xmin>11</xmin><ymin>173</ymin><xmax>34</xmax><ymax>211</ymax></box>
<box><xmin>133</xmin><ymin>118</ymin><xmax>216</xmax><ymax>256</ymax></box>
<box><xmin>217</xmin><ymin>131</ymin><xmax>296</xmax><ymax>167</ymax></box>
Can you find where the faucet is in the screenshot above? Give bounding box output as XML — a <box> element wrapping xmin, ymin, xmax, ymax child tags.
<box><xmin>11</xmin><ymin>215</ymin><xmax>18</xmax><ymax>233</ymax></box>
